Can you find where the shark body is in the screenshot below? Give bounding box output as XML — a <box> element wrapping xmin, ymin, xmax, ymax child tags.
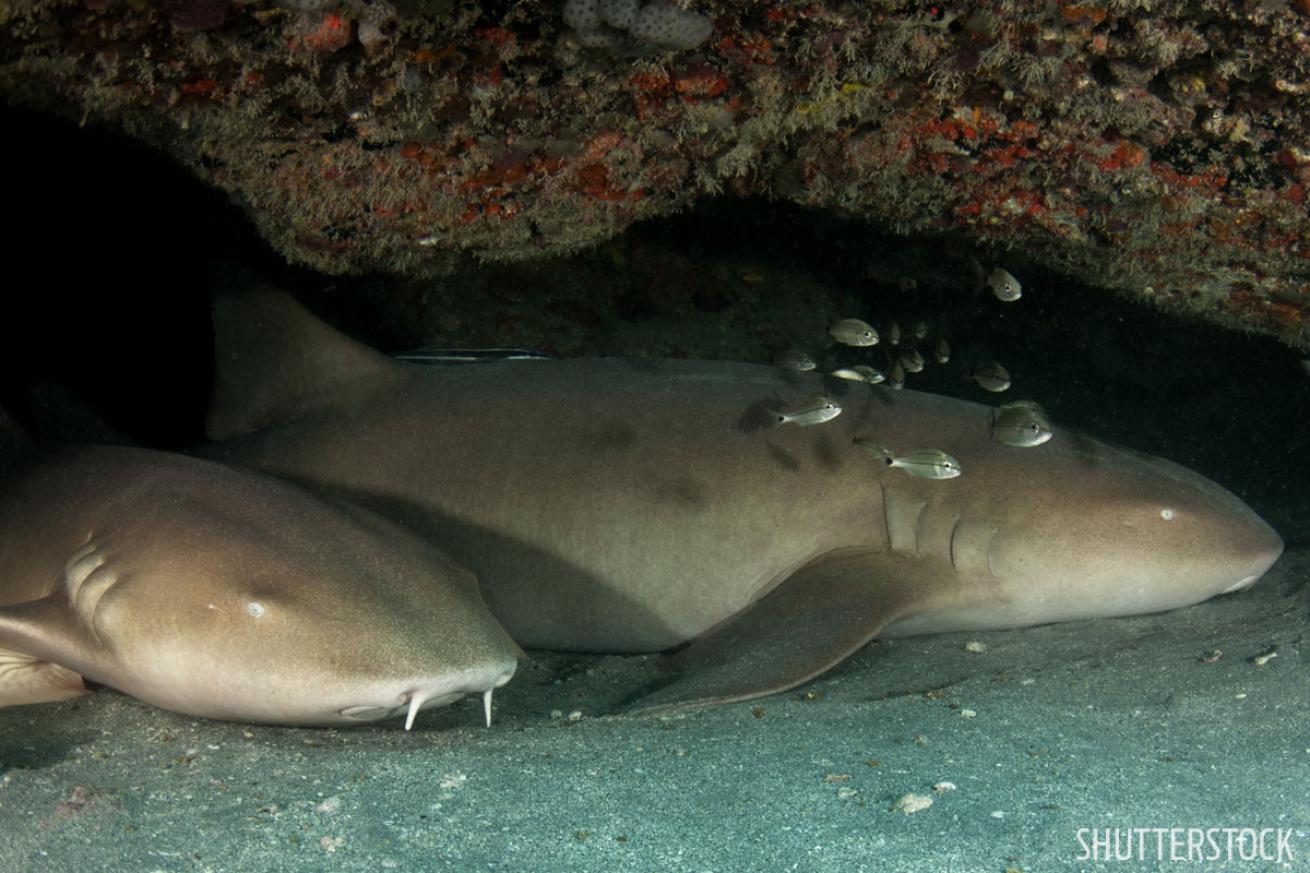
<box><xmin>0</xmin><ymin>446</ymin><xmax>517</xmax><ymax>726</ymax></box>
<box><xmin>203</xmin><ymin>282</ymin><xmax>1283</xmax><ymax>710</ymax></box>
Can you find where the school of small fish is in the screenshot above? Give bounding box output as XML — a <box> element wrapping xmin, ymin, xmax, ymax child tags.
<box><xmin>776</xmin><ymin>263</ymin><xmax>1023</xmax><ymax>397</ymax></box>
<box><xmin>765</xmin><ymin>261</ymin><xmax>1058</xmax><ymax>477</ymax></box>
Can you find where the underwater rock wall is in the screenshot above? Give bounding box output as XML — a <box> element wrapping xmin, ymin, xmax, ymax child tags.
<box><xmin>0</xmin><ymin>0</ymin><xmax>1307</xmax><ymax>348</ymax></box>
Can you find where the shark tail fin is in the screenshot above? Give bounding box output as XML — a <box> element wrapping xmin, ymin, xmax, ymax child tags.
<box><xmin>206</xmin><ymin>265</ymin><xmax>404</xmax><ymax>441</ymax></box>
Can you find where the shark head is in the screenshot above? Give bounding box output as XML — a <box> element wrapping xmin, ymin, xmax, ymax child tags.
<box><xmin>89</xmin><ymin>502</ymin><xmax>519</xmax><ymax>728</ymax></box>
<box><xmin>878</xmin><ymin>425</ymin><xmax>1283</xmax><ymax>638</ymax></box>
<box><xmin>0</xmin><ymin>449</ymin><xmax>518</xmax><ymax>728</ymax></box>
<box><xmin>979</xmin><ymin>437</ymin><xmax>1283</xmax><ymax>627</ymax></box>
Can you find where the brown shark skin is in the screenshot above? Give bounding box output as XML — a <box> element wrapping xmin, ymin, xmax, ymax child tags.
<box><xmin>0</xmin><ymin>446</ymin><xmax>518</xmax><ymax>726</ymax></box>
<box><xmin>202</xmin><ymin>306</ymin><xmax>1284</xmax><ymax>663</ymax></box>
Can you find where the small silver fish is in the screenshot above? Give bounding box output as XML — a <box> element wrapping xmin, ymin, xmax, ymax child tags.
<box><xmin>830</xmin><ymin>368</ymin><xmax>869</xmax><ymax>383</ymax></box>
<box><xmin>968</xmin><ymin>361</ymin><xmax>1011</xmax><ymax>392</ymax></box>
<box><xmin>855</xmin><ymin>440</ymin><xmax>961</xmax><ymax>479</ymax></box>
<box><xmin>828</xmin><ymin>319</ymin><xmax>879</xmax><ymax>347</ymax></box>
<box><xmin>991</xmin><ymin>401</ymin><xmax>1053</xmax><ymax>447</ymax></box>
<box><xmin>887</xmin><ymin>321</ymin><xmax>902</xmax><ymax>347</ymax></box>
<box><xmin>913</xmin><ymin>320</ymin><xmax>930</xmax><ymax>340</ymax></box>
<box><xmin>988</xmin><ymin>267</ymin><xmax>1022</xmax><ymax>302</ymax></box>
<box><xmin>774</xmin><ymin>349</ymin><xmax>817</xmax><ymax>371</ymax></box>
<box><xmin>773</xmin><ymin>394</ymin><xmax>842</xmax><ymax>426</ymax></box>
<box><xmin>934</xmin><ymin>338</ymin><xmax>951</xmax><ymax>364</ymax></box>
<box><xmin>900</xmin><ymin>348</ymin><xmax>925</xmax><ymax>373</ymax></box>
<box><xmin>888</xmin><ymin>360</ymin><xmax>906</xmax><ymax>390</ymax></box>
<box><xmin>889</xmin><ymin>449</ymin><xmax>962</xmax><ymax>479</ymax></box>
<box><xmin>852</xmin><ymin>364</ymin><xmax>885</xmax><ymax>384</ymax></box>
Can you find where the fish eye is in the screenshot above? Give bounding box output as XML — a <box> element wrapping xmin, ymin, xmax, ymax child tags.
<box><xmin>1159</xmin><ymin>508</ymin><xmax>1175</xmax><ymax>521</ymax></box>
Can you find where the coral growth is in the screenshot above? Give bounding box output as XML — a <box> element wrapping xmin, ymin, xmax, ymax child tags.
<box><xmin>565</xmin><ymin>0</ymin><xmax>713</xmax><ymax>52</ymax></box>
<box><xmin>0</xmin><ymin>0</ymin><xmax>1307</xmax><ymax>347</ymax></box>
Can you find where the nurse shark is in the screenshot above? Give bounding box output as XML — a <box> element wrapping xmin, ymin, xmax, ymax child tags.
<box><xmin>0</xmin><ymin>444</ymin><xmax>517</xmax><ymax>727</ymax></box>
<box><xmin>202</xmin><ymin>277</ymin><xmax>1283</xmax><ymax>711</ymax></box>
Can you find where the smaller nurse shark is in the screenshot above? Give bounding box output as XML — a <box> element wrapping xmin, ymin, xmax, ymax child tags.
<box><xmin>203</xmin><ymin>275</ymin><xmax>1284</xmax><ymax>713</ymax></box>
<box><xmin>0</xmin><ymin>443</ymin><xmax>517</xmax><ymax>728</ymax></box>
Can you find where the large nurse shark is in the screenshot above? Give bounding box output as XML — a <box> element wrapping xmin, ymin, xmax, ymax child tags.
<box><xmin>0</xmin><ymin>444</ymin><xmax>517</xmax><ymax>727</ymax></box>
<box><xmin>202</xmin><ymin>278</ymin><xmax>1284</xmax><ymax>711</ymax></box>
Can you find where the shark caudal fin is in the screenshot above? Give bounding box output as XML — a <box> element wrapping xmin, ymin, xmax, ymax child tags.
<box><xmin>206</xmin><ymin>265</ymin><xmax>405</xmax><ymax>441</ymax></box>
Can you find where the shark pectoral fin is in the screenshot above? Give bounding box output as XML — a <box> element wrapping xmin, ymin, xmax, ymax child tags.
<box><xmin>628</xmin><ymin>549</ymin><xmax>947</xmax><ymax>715</ymax></box>
<box><xmin>0</xmin><ymin>647</ymin><xmax>87</xmax><ymax>707</ymax></box>
<box><xmin>0</xmin><ymin>593</ymin><xmax>86</xmax><ymax>666</ymax></box>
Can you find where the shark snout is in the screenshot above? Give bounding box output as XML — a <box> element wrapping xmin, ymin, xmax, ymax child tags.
<box><xmin>1218</xmin><ymin>515</ymin><xmax>1283</xmax><ymax>595</ymax></box>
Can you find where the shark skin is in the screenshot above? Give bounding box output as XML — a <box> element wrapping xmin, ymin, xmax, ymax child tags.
<box><xmin>202</xmin><ymin>281</ymin><xmax>1284</xmax><ymax>711</ymax></box>
<box><xmin>0</xmin><ymin>446</ymin><xmax>518</xmax><ymax>728</ymax></box>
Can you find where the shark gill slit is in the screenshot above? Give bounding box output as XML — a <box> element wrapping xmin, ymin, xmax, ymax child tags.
<box><xmin>879</xmin><ymin>482</ymin><xmax>891</xmax><ymax>550</ymax></box>
<box><xmin>948</xmin><ymin>514</ymin><xmax>962</xmax><ymax>570</ymax></box>
<box><xmin>913</xmin><ymin>499</ymin><xmax>931</xmax><ymax>558</ymax></box>
<box><xmin>986</xmin><ymin>527</ymin><xmax>999</xmax><ymax>578</ymax></box>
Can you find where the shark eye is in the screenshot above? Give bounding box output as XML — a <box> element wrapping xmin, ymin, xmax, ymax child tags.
<box><xmin>1159</xmin><ymin>508</ymin><xmax>1176</xmax><ymax>521</ymax></box>
<box><xmin>246</xmin><ymin>601</ymin><xmax>268</xmax><ymax>618</ymax></box>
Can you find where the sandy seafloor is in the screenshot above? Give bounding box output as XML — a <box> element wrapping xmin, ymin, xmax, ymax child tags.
<box><xmin>0</xmin><ymin>548</ymin><xmax>1305</xmax><ymax>873</ymax></box>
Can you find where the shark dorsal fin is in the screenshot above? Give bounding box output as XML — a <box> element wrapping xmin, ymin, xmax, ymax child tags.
<box><xmin>206</xmin><ymin>268</ymin><xmax>404</xmax><ymax>440</ymax></box>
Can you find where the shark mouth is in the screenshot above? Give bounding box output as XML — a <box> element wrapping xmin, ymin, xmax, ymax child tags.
<box><xmin>339</xmin><ymin>668</ymin><xmax>515</xmax><ymax>729</ymax></box>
